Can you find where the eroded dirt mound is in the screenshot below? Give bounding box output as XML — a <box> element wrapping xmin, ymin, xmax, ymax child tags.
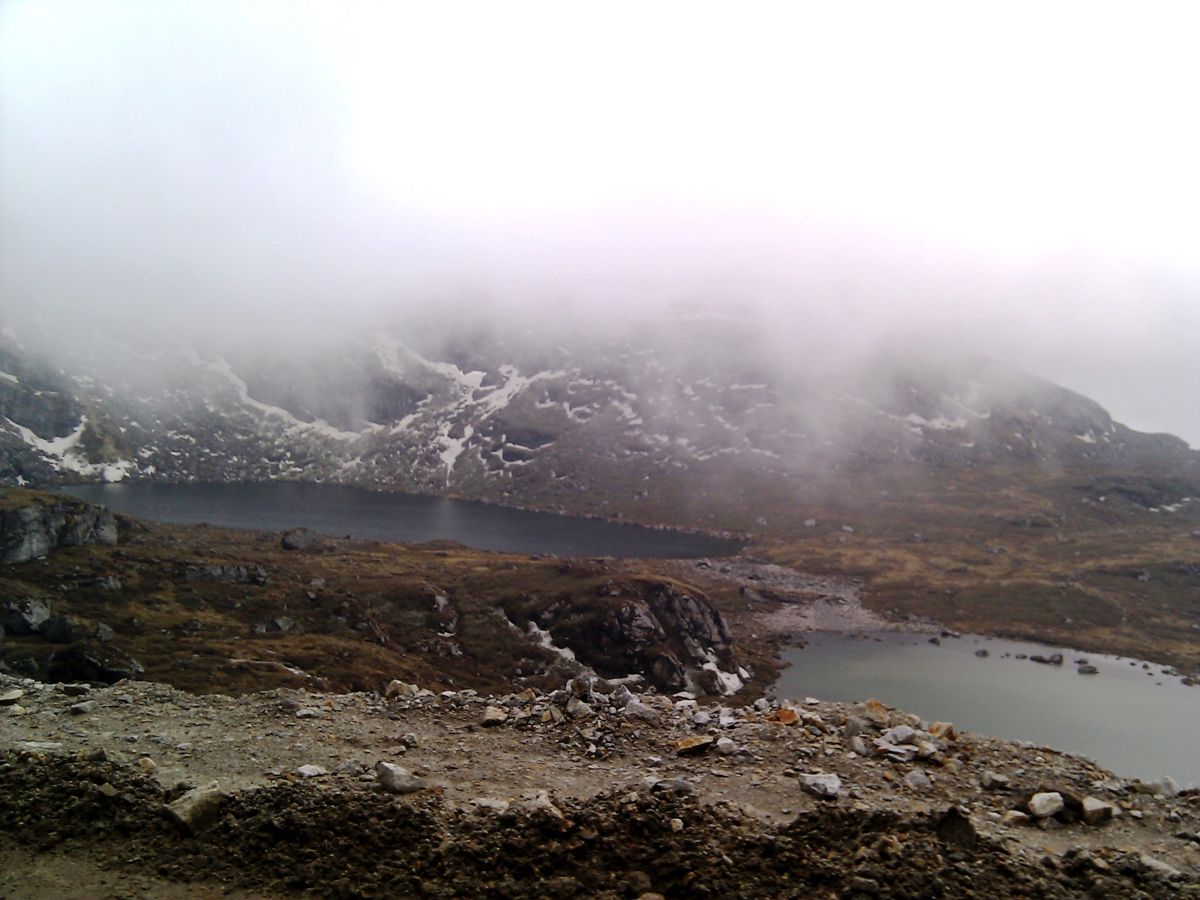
<box><xmin>2</xmin><ymin>751</ymin><xmax>1191</xmax><ymax>899</ymax></box>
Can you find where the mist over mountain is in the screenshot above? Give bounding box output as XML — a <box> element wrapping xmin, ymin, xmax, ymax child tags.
<box><xmin>3</xmin><ymin>2</ymin><xmax>1198</xmax><ymax>450</ymax></box>
<box><xmin>2</xmin><ymin>303</ymin><xmax>1196</xmax><ymax>541</ymax></box>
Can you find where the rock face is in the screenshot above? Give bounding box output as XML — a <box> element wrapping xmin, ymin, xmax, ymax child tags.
<box><xmin>505</xmin><ymin>579</ymin><xmax>740</xmax><ymax>695</ymax></box>
<box><xmin>0</xmin><ymin>493</ymin><xmax>117</xmax><ymax>564</ymax></box>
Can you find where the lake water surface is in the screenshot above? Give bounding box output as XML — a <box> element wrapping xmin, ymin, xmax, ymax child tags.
<box><xmin>64</xmin><ymin>482</ymin><xmax>744</xmax><ymax>559</ymax></box>
<box><xmin>774</xmin><ymin>632</ymin><xmax>1200</xmax><ymax>786</ymax></box>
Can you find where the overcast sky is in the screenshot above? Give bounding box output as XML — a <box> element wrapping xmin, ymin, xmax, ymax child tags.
<box><xmin>2</xmin><ymin>1</ymin><xmax>1197</xmax><ymax>444</ymax></box>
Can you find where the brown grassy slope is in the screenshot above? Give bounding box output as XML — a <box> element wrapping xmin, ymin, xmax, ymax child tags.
<box><xmin>0</xmin><ymin>505</ymin><xmax>776</xmax><ymax>698</ymax></box>
<box><xmin>753</xmin><ymin>464</ymin><xmax>1200</xmax><ymax>671</ymax></box>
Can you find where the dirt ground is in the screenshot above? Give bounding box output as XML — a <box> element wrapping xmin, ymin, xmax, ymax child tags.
<box><xmin>2</xmin><ymin>673</ymin><xmax>1199</xmax><ymax>898</ymax></box>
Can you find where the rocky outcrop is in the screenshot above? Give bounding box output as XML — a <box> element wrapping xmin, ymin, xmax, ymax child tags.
<box><xmin>0</xmin><ymin>492</ymin><xmax>117</xmax><ymax>564</ymax></box>
<box><xmin>505</xmin><ymin>579</ymin><xmax>743</xmax><ymax>695</ymax></box>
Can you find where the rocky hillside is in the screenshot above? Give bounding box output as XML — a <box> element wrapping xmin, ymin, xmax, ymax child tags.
<box><xmin>0</xmin><ymin>489</ymin><xmax>755</xmax><ymax>699</ymax></box>
<box><xmin>2</xmin><ymin>315</ymin><xmax>1196</xmax><ymax>533</ymax></box>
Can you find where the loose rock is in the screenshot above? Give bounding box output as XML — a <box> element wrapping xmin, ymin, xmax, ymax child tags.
<box><xmin>375</xmin><ymin>761</ymin><xmax>424</xmax><ymax>794</ymax></box>
<box><xmin>1027</xmin><ymin>792</ymin><xmax>1065</xmax><ymax>819</ymax></box>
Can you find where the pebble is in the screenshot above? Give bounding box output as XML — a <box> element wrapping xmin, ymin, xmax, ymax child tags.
<box><xmin>296</xmin><ymin>764</ymin><xmax>327</xmax><ymax>778</ymax></box>
<box><xmin>69</xmin><ymin>700</ymin><xmax>98</xmax><ymax>715</ymax></box>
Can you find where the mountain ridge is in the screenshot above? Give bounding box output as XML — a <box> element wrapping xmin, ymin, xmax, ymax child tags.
<box><xmin>2</xmin><ymin>318</ymin><xmax>1195</xmax><ymax>538</ymax></box>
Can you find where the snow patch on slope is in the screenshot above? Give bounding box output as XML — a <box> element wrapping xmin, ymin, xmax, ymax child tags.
<box><xmin>3</xmin><ymin>415</ymin><xmax>132</xmax><ymax>481</ymax></box>
<box><xmin>207</xmin><ymin>358</ymin><xmax>364</xmax><ymax>441</ymax></box>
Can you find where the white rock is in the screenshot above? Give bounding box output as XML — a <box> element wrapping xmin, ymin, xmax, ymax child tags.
<box><xmin>296</xmin><ymin>764</ymin><xmax>326</xmax><ymax>778</ymax></box>
<box><xmin>715</xmin><ymin>737</ymin><xmax>737</xmax><ymax>756</ymax></box>
<box><xmin>1028</xmin><ymin>792</ymin><xmax>1065</xmax><ymax>818</ymax></box>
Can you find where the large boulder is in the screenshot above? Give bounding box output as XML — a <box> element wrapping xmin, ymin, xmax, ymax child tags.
<box><xmin>0</xmin><ymin>493</ymin><xmax>117</xmax><ymax>564</ymax></box>
<box><xmin>0</xmin><ymin>597</ymin><xmax>52</xmax><ymax>635</ymax></box>
<box><xmin>44</xmin><ymin>644</ymin><xmax>143</xmax><ymax>684</ymax></box>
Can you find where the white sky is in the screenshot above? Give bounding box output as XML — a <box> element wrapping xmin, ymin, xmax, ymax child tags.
<box><xmin>2</xmin><ymin>1</ymin><xmax>1198</xmax><ymax>443</ymax></box>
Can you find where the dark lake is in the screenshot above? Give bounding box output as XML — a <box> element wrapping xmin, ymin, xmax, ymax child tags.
<box><xmin>64</xmin><ymin>482</ymin><xmax>745</xmax><ymax>559</ymax></box>
<box><xmin>773</xmin><ymin>631</ymin><xmax>1200</xmax><ymax>786</ymax></box>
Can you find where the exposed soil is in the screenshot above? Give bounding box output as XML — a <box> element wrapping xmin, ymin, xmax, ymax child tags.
<box><xmin>2</xmin><ymin>674</ymin><xmax>1199</xmax><ymax>897</ymax></box>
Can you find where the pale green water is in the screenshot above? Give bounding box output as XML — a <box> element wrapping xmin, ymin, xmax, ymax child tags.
<box><xmin>774</xmin><ymin>631</ymin><xmax>1200</xmax><ymax>785</ymax></box>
